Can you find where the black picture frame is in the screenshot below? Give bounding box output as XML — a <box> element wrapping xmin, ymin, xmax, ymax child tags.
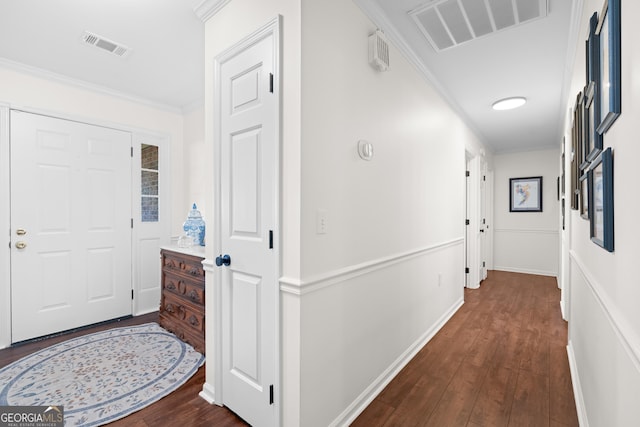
<box><xmin>585</xmin><ymin>13</ymin><xmax>603</xmax><ymax>162</ymax></box>
<box><xmin>596</xmin><ymin>0</ymin><xmax>622</xmax><ymax>134</ymax></box>
<box><xmin>589</xmin><ymin>148</ymin><xmax>614</xmax><ymax>252</ymax></box>
<box><xmin>509</xmin><ymin>176</ymin><xmax>543</xmax><ymax>213</ymax></box>
<box><xmin>579</xmin><ymin>173</ymin><xmax>589</xmax><ymax>220</ymax></box>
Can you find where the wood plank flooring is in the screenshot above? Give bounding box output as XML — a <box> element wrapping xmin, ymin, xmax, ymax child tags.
<box><xmin>353</xmin><ymin>271</ymin><xmax>579</xmax><ymax>427</ymax></box>
<box><xmin>1</xmin><ymin>271</ymin><xmax>578</xmax><ymax>426</ymax></box>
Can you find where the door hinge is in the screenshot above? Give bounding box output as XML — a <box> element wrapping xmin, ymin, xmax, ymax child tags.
<box><xmin>483</xmin><ymin>175</ymin><xmax>486</xmax><ymax>181</ymax></box>
<box><xmin>482</xmin><ymin>261</ymin><xmax>486</xmax><ymax>268</ymax></box>
<box><xmin>131</xmin><ymin>218</ymin><xmax>134</xmax><ymax>228</ymax></box>
<box><xmin>269</xmin><ymin>230</ymin><xmax>273</xmax><ymax>249</ymax></box>
<box><xmin>269</xmin><ymin>73</ymin><xmax>274</xmax><ymax>93</ymax></box>
<box><xmin>269</xmin><ymin>384</ymin><xmax>274</xmax><ymax>405</ymax></box>
<box><xmin>131</xmin><ymin>146</ymin><xmax>133</xmax><ymax>157</ymax></box>
<box><xmin>131</xmin><ymin>289</ymin><xmax>134</xmax><ymax>300</ymax></box>
<box><xmin>465</xmin><ymin>267</ymin><xmax>470</xmax><ymax>274</ymax></box>
<box><xmin>466</xmin><ymin>170</ymin><xmax>470</xmax><ymax>177</ymax></box>
<box><xmin>465</xmin><ymin>219</ymin><xmax>470</xmax><ymax>225</ymax></box>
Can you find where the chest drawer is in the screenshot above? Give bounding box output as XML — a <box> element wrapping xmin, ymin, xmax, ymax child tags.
<box><xmin>161</xmin><ymin>293</ymin><xmax>205</xmax><ymax>333</ymax></box>
<box><xmin>161</xmin><ymin>250</ymin><xmax>205</xmax><ymax>280</ymax></box>
<box><xmin>162</xmin><ymin>271</ymin><xmax>205</xmax><ymax>305</ymax></box>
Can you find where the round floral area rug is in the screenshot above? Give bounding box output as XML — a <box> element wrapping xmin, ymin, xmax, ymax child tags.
<box><xmin>0</xmin><ymin>322</ymin><xmax>205</xmax><ymax>426</ymax></box>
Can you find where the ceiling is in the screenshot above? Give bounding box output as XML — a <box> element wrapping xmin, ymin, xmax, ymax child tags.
<box><xmin>0</xmin><ymin>0</ymin><xmax>204</xmax><ymax>112</ymax></box>
<box><xmin>355</xmin><ymin>0</ymin><xmax>577</xmax><ymax>153</ymax></box>
<box><xmin>0</xmin><ymin>0</ymin><xmax>577</xmax><ymax>153</ymax></box>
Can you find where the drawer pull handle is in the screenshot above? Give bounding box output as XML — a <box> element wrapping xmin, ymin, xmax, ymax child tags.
<box><xmin>166</xmin><ymin>282</ymin><xmax>176</xmax><ymax>291</ymax></box>
<box><xmin>189</xmin><ymin>267</ymin><xmax>199</xmax><ymax>275</ymax></box>
<box><xmin>188</xmin><ymin>315</ymin><xmax>200</xmax><ymax>327</ymax></box>
<box><xmin>188</xmin><ymin>290</ymin><xmax>200</xmax><ymax>302</ymax></box>
<box><xmin>165</xmin><ymin>303</ymin><xmax>176</xmax><ymax>314</ymax></box>
<box><xmin>178</xmin><ymin>305</ymin><xmax>187</xmax><ymax>319</ymax></box>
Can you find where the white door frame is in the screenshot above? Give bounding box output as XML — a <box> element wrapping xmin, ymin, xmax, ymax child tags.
<box><xmin>210</xmin><ymin>15</ymin><xmax>282</xmax><ymax>424</ymax></box>
<box><xmin>0</xmin><ymin>105</ymin><xmax>11</xmax><ymax>348</ymax></box>
<box><xmin>0</xmin><ymin>104</ymin><xmax>170</xmax><ymax>349</ymax></box>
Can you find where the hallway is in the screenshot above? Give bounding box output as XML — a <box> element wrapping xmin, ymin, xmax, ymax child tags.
<box><xmin>353</xmin><ymin>271</ymin><xmax>579</xmax><ymax>426</ymax></box>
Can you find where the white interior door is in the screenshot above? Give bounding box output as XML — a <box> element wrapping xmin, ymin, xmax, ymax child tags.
<box><xmin>10</xmin><ymin>110</ymin><xmax>132</xmax><ymax>342</ymax></box>
<box><xmin>216</xmin><ymin>20</ymin><xmax>279</xmax><ymax>427</ymax></box>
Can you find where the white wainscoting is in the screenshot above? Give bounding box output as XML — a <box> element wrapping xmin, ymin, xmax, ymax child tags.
<box><xmin>281</xmin><ymin>238</ymin><xmax>465</xmax><ymax>427</ymax></box>
<box><xmin>494</xmin><ymin>228</ymin><xmax>559</xmax><ymax>277</ymax></box>
<box><xmin>567</xmin><ymin>251</ymin><xmax>640</xmax><ymax>426</ymax></box>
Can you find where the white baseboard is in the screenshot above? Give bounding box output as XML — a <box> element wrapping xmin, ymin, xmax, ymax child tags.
<box><xmin>566</xmin><ymin>341</ymin><xmax>589</xmax><ymax>427</ymax></box>
<box><xmin>329</xmin><ymin>297</ymin><xmax>465</xmax><ymax>427</ymax></box>
<box><xmin>493</xmin><ymin>266</ymin><xmax>558</xmax><ymax>277</ymax></box>
<box><xmin>199</xmin><ymin>381</ymin><xmax>218</xmax><ymax>405</ymax></box>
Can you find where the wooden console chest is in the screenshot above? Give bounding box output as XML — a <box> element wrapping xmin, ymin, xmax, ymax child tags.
<box><xmin>159</xmin><ymin>248</ymin><xmax>205</xmax><ymax>354</ymax></box>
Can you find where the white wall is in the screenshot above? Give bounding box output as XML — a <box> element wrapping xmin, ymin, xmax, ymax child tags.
<box><xmin>493</xmin><ymin>148</ymin><xmax>560</xmax><ymax>276</ymax></box>
<box><xmin>296</xmin><ymin>0</ymin><xmax>484</xmax><ymax>425</ymax></box>
<box><xmin>182</xmin><ymin>106</ymin><xmax>206</xmax><ymax>233</ymax></box>
<box><xmin>561</xmin><ymin>0</ymin><xmax>640</xmax><ymax>425</ymax></box>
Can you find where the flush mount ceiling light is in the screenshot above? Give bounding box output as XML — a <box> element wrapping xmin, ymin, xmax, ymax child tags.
<box><xmin>492</xmin><ymin>97</ymin><xmax>527</xmax><ymax>111</ymax></box>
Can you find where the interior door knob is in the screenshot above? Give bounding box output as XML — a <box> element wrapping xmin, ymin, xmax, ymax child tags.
<box><xmin>215</xmin><ymin>254</ymin><xmax>231</xmax><ymax>267</ymax></box>
<box><xmin>16</xmin><ymin>228</ymin><xmax>27</xmax><ymax>236</ymax></box>
<box><xmin>15</xmin><ymin>241</ymin><xmax>27</xmax><ymax>249</ymax></box>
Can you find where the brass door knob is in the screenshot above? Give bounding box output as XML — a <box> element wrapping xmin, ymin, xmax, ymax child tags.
<box><xmin>15</xmin><ymin>241</ymin><xmax>27</xmax><ymax>249</ymax></box>
<box><xmin>16</xmin><ymin>228</ymin><xmax>27</xmax><ymax>236</ymax></box>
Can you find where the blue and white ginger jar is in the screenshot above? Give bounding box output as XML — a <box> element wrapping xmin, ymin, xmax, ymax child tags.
<box><xmin>183</xmin><ymin>203</ymin><xmax>205</xmax><ymax>246</ymax></box>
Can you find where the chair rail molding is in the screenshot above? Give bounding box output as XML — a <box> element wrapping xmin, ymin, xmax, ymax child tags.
<box><xmin>280</xmin><ymin>238</ymin><xmax>464</xmax><ymax>296</ymax></box>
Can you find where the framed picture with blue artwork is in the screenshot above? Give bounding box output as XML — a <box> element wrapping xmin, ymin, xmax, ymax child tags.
<box><xmin>589</xmin><ymin>148</ymin><xmax>614</xmax><ymax>252</ymax></box>
<box><xmin>509</xmin><ymin>176</ymin><xmax>543</xmax><ymax>213</ymax></box>
<box><xmin>596</xmin><ymin>0</ymin><xmax>621</xmax><ymax>134</ymax></box>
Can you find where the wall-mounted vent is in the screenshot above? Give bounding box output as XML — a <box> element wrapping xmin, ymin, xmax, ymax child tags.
<box><xmin>368</xmin><ymin>30</ymin><xmax>390</xmax><ymax>72</ymax></box>
<box><xmin>81</xmin><ymin>31</ymin><xmax>130</xmax><ymax>58</ymax></box>
<box><xmin>409</xmin><ymin>0</ymin><xmax>548</xmax><ymax>52</ymax></box>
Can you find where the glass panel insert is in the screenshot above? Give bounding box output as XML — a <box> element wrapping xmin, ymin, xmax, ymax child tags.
<box><xmin>141</xmin><ymin>143</ymin><xmax>159</xmax><ymax>222</ymax></box>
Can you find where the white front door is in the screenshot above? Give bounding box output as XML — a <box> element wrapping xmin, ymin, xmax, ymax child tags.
<box><xmin>10</xmin><ymin>111</ymin><xmax>132</xmax><ymax>342</ymax></box>
<box><xmin>215</xmin><ymin>19</ymin><xmax>280</xmax><ymax>427</ymax></box>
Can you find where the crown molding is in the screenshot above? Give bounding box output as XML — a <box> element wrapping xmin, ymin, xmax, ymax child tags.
<box><xmin>193</xmin><ymin>0</ymin><xmax>232</xmax><ymax>22</ymax></box>
<box><xmin>0</xmin><ymin>57</ymin><xmax>184</xmax><ymax>114</ymax></box>
<box><xmin>352</xmin><ymin>0</ymin><xmax>489</xmax><ymax>148</ymax></box>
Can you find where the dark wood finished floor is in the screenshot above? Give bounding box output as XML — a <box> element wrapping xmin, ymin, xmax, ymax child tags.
<box><xmin>1</xmin><ymin>271</ymin><xmax>578</xmax><ymax>426</ymax></box>
<box><xmin>0</xmin><ymin>312</ymin><xmax>247</xmax><ymax>427</ymax></box>
<box><xmin>353</xmin><ymin>270</ymin><xmax>579</xmax><ymax>427</ymax></box>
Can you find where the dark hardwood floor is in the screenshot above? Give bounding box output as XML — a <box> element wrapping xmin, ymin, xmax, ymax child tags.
<box><xmin>1</xmin><ymin>271</ymin><xmax>578</xmax><ymax>426</ymax></box>
<box><xmin>353</xmin><ymin>270</ymin><xmax>579</xmax><ymax>427</ymax></box>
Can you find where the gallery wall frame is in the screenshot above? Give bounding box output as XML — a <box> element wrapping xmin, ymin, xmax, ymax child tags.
<box><xmin>596</xmin><ymin>0</ymin><xmax>622</xmax><ymax>134</ymax></box>
<box><xmin>589</xmin><ymin>147</ymin><xmax>614</xmax><ymax>252</ymax></box>
<box><xmin>509</xmin><ymin>176</ymin><xmax>543</xmax><ymax>213</ymax></box>
<box><xmin>570</xmin><ymin>94</ymin><xmax>580</xmax><ymax>210</ymax></box>
<box><xmin>585</xmin><ymin>12</ymin><xmax>603</xmax><ymax>162</ymax></box>
<box><xmin>579</xmin><ymin>173</ymin><xmax>589</xmax><ymax>220</ymax></box>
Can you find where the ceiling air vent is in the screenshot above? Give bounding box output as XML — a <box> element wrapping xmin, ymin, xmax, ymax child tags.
<box><xmin>81</xmin><ymin>31</ymin><xmax>130</xmax><ymax>58</ymax></box>
<box><xmin>409</xmin><ymin>0</ymin><xmax>548</xmax><ymax>52</ymax></box>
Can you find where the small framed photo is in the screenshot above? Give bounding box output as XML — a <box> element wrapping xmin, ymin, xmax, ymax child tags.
<box><xmin>596</xmin><ymin>0</ymin><xmax>621</xmax><ymax>134</ymax></box>
<box><xmin>589</xmin><ymin>148</ymin><xmax>614</xmax><ymax>252</ymax></box>
<box><xmin>584</xmin><ymin>81</ymin><xmax>602</xmax><ymax>162</ymax></box>
<box><xmin>579</xmin><ymin>173</ymin><xmax>589</xmax><ymax>220</ymax></box>
<box><xmin>510</xmin><ymin>176</ymin><xmax>543</xmax><ymax>213</ymax></box>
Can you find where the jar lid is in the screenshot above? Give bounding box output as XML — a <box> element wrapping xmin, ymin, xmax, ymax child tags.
<box><xmin>187</xmin><ymin>203</ymin><xmax>202</xmax><ymax>218</ymax></box>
